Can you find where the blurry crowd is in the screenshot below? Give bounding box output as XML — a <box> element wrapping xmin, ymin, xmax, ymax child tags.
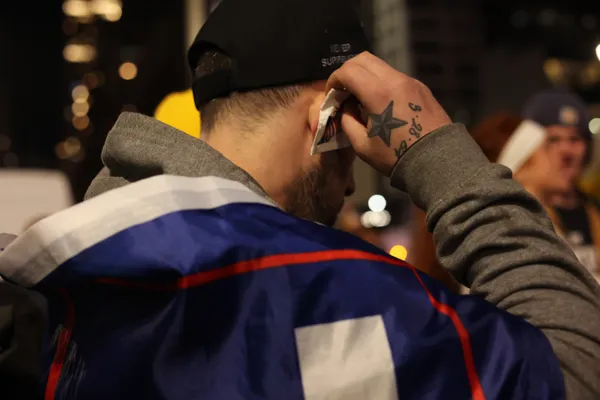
<box><xmin>338</xmin><ymin>87</ymin><xmax>600</xmax><ymax>291</ymax></box>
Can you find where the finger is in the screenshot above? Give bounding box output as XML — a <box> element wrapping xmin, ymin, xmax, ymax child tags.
<box><xmin>340</xmin><ymin>109</ymin><xmax>396</xmax><ymax>175</ymax></box>
<box><xmin>340</xmin><ymin>100</ymin><xmax>367</xmax><ymax>138</ymax></box>
<box><xmin>340</xmin><ymin>99</ymin><xmax>373</xmax><ymax>152</ymax></box>
<box><xmin>326</xmin><ymin>62</ymin><xmax>389</xmax><ymax>112</ymax></box>
<box><xmin>340</xmin><ymin>110</ymin><xmax>368</xmax><ymax>148</ymax></box>
<box><xmin>347</xmin><ymin>52</ymin><xmax>401</xmax><ymax>79</ymax></box>
<box><xmin>341</xmin><ymin>97</ymin><xmax>366</xmax><ymax>124</ymax></box>
<box><xmin>325</xmin><ymin>61</ymin><xmax>372</xmax><ymax>93</ymax></box>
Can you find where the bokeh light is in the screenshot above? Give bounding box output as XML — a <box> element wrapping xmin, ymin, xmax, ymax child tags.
<box><xmin>389</xmin><ymin>245</ymin><xmax>408</xmax><ymax>261</ymax></box>
<box><xmin>119</xmin><ymin>62</ymin><xmax>138</xmax><ymax>80</ymax></box>
<box><xmin>72</xmin><ymin>102</ymin><xmax>90</xmax><ymax>117</ymax></box>
<box><xmin>63</xmin><ymin>43</ymin><xmax>97</xmax><ymax>63</ymax></box>
<box><xmin>368</xmin><ymin>194</ymin><xmax>387</xmax><ymax>212</ymax></box>
<box><xmin>71</xmin><ymin>84</ymin><xmax>89</xmax><ymax>102</ymax></box>
<box><xmin>62</xmin><ymin>0</ymin><xmax>92</xmax><ymax>18</ymax></box>
<box><xmin>72</xmin><ymin>115</ymin><xmax>90</xmax><ymax>131</ymax></box>
<box><xmin>589</xmin><ymin>118</ymin><xmax>600</xmax><ymax>135</ymax></box>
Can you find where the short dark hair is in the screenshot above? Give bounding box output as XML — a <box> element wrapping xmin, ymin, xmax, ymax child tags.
<box><xmin>194</xmin><ymin>50</ymin><xmax>305</xmax><ymax>134</ymax></box>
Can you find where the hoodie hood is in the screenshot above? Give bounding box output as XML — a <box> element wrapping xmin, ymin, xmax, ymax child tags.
<box><xmin>85</xmin><ymin>112</ymin><xmax>271</xmax><ymax>202</ymax></box>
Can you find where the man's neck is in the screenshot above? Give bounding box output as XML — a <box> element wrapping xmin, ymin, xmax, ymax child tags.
<box><xmin>203</xmin><ymin>133</ymin><xmax>267</xmax><ymax>187</ymax></box>
<box><xmin>202</xmin><ymin>132</ymin><xmax>301</xmax><ymax>209</ymax></box>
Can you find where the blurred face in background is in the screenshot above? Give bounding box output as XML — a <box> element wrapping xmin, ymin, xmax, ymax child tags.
<box><xmin>545</xmin><ymin>125</ymin><xmax>587</xmax><ymax>186</ymax></box>
<box><xmin>515</xmin><ymin>141</ymin><xmax>571</xmax><ymax>196</ymax></box>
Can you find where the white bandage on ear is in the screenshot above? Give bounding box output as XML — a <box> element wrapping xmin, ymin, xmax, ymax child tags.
<box><xmin>496</xmin><ymin>119</ymin><xmax>546</xmax><ymax>172</ymax></box>
<box><xmin>310</xmin><ymin>89</ymin><xmax>351</xmax><ymax>155</ymax></box>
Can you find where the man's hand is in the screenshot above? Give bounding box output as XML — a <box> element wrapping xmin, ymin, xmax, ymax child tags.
<box><xmin>328</xmin><ymin>52</ymin><xmax>452</xmax><ymax>176</ymax></box>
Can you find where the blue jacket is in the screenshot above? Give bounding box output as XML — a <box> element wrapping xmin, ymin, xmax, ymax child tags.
<box><xmin>0</xmin><ymin>175</ymin><xmax>564</xmax><ymax>399</ymax></box>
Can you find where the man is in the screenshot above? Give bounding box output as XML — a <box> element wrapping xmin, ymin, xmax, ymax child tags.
<box><xmin>523</xmin><ymin>89</ymin><xmax>600</xmax><ymax>274</ymax></box>
<box><xmin>0</xmin><ymin>0</ymin><xmax>599</xmax><ymax>399</ymax></box>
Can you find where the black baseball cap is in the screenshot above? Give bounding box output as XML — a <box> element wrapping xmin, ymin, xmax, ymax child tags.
<box><xmin>188</xmin><ymin>0</ymin><xmax>371</xmax><ymax>109</ymax></box>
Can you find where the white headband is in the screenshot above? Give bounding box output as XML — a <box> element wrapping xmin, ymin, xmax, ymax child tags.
<box><xmin>496</xmin><ymin>119</ymin><xmax>546</xmax><ymax>172</ymax></box>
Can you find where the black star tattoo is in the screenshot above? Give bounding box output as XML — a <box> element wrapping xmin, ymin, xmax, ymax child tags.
<box><xmin>368</xmin><ymin>101</ymin><xmax>408</xmax><ymax>147</ymax></box>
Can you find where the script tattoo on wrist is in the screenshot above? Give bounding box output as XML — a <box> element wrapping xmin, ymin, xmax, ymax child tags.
<box><xmin>408</xmin><ymin>103</ymin><xmax>422</xmax><ymax>112</ymax></box>
<box><xmin>393</xmin><ymin>102</ymin><xmax>423</xmax><ymax>160</ymax></box>
<box><xmin>409</xmin><ymin>118</ymin><xmax>422</xmax><ymax>139</ymax></box>
<box><xmin>394</xmin><ymin>140</ymin><xmax>408</xmax><ymax>159</ymax></box>
<box><xmin>368</xmin><ymin>101</ymin><xmax>408</xmax><ymax>147</ymax></box>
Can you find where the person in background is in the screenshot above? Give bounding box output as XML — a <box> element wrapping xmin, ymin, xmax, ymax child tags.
<box><xmin>407</xmin><ymin>207</ymin><xmax>461</xmax><ymax>291</ymax></box>
<box><xmin>470</xmin><ymin>113</ymin><xmax>571</xmax><ymax>215</ymax></box>
<box><xmin>579</xmin><ymin>125</ymin><xmax>600</xmax><ymax>202</ymax></box>
<box><xmin>409</xmin><ymin>112</ymin><xmax>572</xmax><ymax>290</ymax></box>
<box><xmin>523</xmin><ymin>89</ymin><xmax>600</xmax><ymax>274</ymax></box>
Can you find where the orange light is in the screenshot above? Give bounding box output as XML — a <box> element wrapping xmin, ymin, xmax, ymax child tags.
<box><xmin>72</xmin><ymin>84</ymin><xmax>89</xmax><ymax>101</ymax></box>
<box><xmin>62</xmin><ymin>0</ymin><xmax>92</xmax><ymax>18</ymax></box>
<box><xmin>72</xmin><ymin>115</ymin><xmax>90</xmax><ymax>131</ymax></box>
<box><xmin>94</xmin><ymin>0</ymin><xmax>123</xmax><ymax>22</ymax></box>
<box><xmin>63</xmin><ymin>43</ymin><xmax>97</xmax><ymax>63</ymax></box>
<box><xmin>55</xmin><ymin>137</ymin><xmax>82</xmax><ymax>160</ymax></box>
<box><xmin>119</xmin><ymin>62</ymin><xmax>138</xmax><ymax>80</ymax></box>
<box><xmin>72</xmin><ymin>102</ymin><xmax>89</xmax><ymax>117</ymax></box>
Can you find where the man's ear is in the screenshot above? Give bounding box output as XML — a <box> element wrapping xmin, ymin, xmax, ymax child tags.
<box><xmin>307</xmin><ymin>91</ymin><xmax>328</xmax><ymax>135</ymax></box>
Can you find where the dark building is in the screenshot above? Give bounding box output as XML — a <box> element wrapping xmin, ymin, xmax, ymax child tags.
<box><xmin>0</xmin><ymin>2</ymin><xmax>64</xmax><ymax>169</ymax></box>
<box><xmin>59</xmin><ymin>0</ymin><xmax>187</xmax><ymax>200</ymax></box>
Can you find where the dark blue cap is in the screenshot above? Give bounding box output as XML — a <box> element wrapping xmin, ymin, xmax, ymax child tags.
<box><xmin>522</xmin><ymin>88</ymin><xmax>591</xmax><ymax>140</ymax></box>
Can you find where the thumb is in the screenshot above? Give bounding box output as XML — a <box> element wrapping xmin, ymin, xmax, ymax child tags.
<box><xmin>340</xmin><ymin>99</ymin><xmax>368</xmax><ymax>148</ymax></box>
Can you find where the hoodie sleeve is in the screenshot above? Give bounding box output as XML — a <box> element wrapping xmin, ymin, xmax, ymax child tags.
<box><xmin>390</xmin><ymin>123</ymin><xmax>600</xmax><ymax>399</ymax></box>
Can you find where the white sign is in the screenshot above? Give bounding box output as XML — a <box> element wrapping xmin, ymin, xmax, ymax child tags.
<box><xmin>0</xmin><ymin>169</ymin><xmax>73</xmax><ymax>234</ymax></box>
